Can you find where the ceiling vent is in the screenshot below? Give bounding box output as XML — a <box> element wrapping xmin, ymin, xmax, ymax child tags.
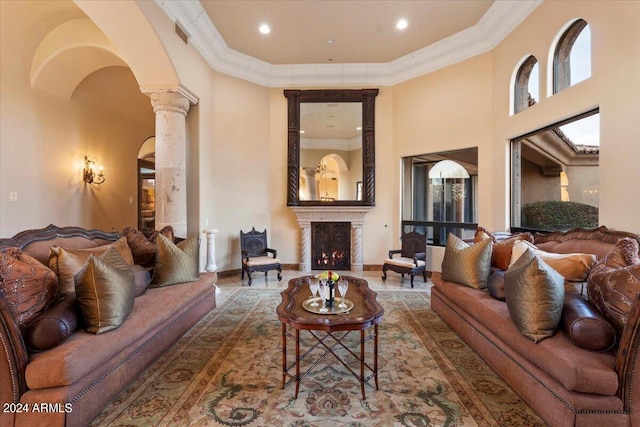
<box><xmin>175</xmin><ymin>22</ymin><xmax>189</xmax><ymax>45</ymax></box>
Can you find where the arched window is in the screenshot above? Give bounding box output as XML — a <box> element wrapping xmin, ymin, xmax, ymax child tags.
<box><xmin>553</xmin><ymin>19</ymin><xmax>591</xmax><ymax>93</ymax></box>
<box><xmin>514</xmin><ymin>55</ymin><xmax>539</xmax><ymax>113</ymax></box>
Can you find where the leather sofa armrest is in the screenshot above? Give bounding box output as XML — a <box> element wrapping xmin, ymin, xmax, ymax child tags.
<box><xmin>0</xmin><ymin>290</ymin><xmax>28</xmax><ymax>406</ymax></box>
<box><xmin>615</xmin><ymin>292</ymin><xmax>640</xmax><ymax>412</ymax></box>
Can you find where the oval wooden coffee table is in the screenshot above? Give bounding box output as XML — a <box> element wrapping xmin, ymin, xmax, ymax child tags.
<box><xmin>276</xmin><ymin>275</ymin><xmax>384</xmax><ymax>400</ymax></box>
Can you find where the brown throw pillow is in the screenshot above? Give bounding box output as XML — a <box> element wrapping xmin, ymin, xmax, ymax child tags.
<box><xmin>561</xmin><ymin>292</ymin><xmax>616</xmax><ymax>352</ymax></box>
<box><xmin>74</xmin><ymin>248</ymin><xmax>135</xmax><ymax>334</ymax></box>
<box><xmin>441</xmin><ymin>233</ymin><xmax>492</xmax><ymax>289</ymax></box>
<box><xmin>121</xmin><ymin>226</ymin><xmax>175</xmax><ymax>269</ymax></box>
<box><xmin>587</xmin><ymin>238</ymin><xmax>640</xmax><ymax>337</ymax></box>
<box><xmin>474</xmin><ymin>228</ymin><xmax>534</xmax><ymax>270</ymax></box>
<box><xmin>23</xmin><ymin>296</ymin><xmax>80</xmax><ymax>352</ymax></box>
<box><xmin>49</xmin><ymin>237</ymin><xmax>134</xmax><ymax>296</ymax></box>
<box><xmin>505</xmin><ymin>248</ymin><xmax>565</xmax><ymax>342</ymax></box>
<box><xmin>151</xmin><ymin>234</ymin><xmax>200</xmax><ymax>287</ymax></box>
<box><xmin>0</xmin><ymin>248</ymin><xmax>58</xmax><ymax>330</ymax></box>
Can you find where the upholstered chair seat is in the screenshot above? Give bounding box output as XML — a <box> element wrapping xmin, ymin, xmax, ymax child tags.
<box><xmin>383</xmin><ymin>257</ymin><xmax>426</xmax><ymax>268</ymax></box>
<box><xmin>240</xmin><ymin>227</ymin><xmax>282</xmax><ymax>285</ymax></box>
<box><xmin>382</xmin><ymin>230</ymin><xmax>428</xmax><ymax>288</ymax></box>
<box><xmin>244</xmin><ymin>256</ymin><xmax>282</xmax><ymax>267</ymax></box>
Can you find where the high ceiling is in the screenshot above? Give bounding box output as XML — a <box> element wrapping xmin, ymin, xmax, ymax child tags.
<box><xmin>159</xmin><ymin>0</ymin><xmax>540</xmax><ymax>87</ymax></box>
<box><xmin>200</xmin><ymin>0</ymin><xmax>493</xmax><ymax>65</ymax></box>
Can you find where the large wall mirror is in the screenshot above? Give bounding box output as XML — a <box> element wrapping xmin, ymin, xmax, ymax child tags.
<box><xmin>285</xmin><ymin>89</ymin><xmax>379</xmax><ymax>206</ymax></box>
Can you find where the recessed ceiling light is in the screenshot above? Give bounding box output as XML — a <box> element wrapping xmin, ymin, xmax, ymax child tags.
<box><xmin>300</xmin><ymin>130</ymin><xmax>305</xmax><ymax>134</ymax></box>
<box><xmin>396</xmin><ymin>19</ymin><xmax>408</xmax><ymax>30</ymax></box>
<box><xmin>327</xmin><ymin>39</ymin><xmax>334</xmax><ymax>44</ymax></box>
<box><xmin>259</xmin><ymin>24</ymin><xmax>270</xmax><ymax>34</ymax></box>
<box><xmin>357</xmin><ymin>127</ymin><xmax>362</xmax><ymax>131</ymax></box>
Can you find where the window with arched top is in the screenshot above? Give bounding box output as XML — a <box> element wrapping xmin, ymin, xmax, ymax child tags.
<box><xmin>514</xmin><ymin>55</ymin><xmax>539</xmax><ymax>113</ymax></box>
<box><xmin>553</xmin><ymin>19</ymin><xmax>591</xmax><ymax>94</ymax></box>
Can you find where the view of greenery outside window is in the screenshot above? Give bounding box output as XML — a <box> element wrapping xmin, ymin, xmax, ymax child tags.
<box><xmin>402</xmin><ymin>148</ymin><xmax>478</xmax><ymax>246</ymax></box>
<box><xmin>511</xmin><ymin>110</ymin><xmax>599</xmax><ymax>232</ymax></box>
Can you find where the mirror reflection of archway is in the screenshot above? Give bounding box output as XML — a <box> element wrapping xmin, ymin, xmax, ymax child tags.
<box><xmin>317</xmin><ymin>154</ymin><xmax>344</xmax><ymax>201</ymax></box>
<box><xmin>138</xmin><ymin>136</ymin><xmax>155</xmax><ymax>233</ymax></box>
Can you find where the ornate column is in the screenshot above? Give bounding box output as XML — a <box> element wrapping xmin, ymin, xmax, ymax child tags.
<box><xmin>302</xmin><ymin>167</ymin><xmax>318</xmax><ymax>200</ymax></box>
<box><xmin>351</xmin><ymin>223</ymin><xmax>364</xmax><ymax>272</ymax></box>
<box><xmin>299</xmin><ymin>221</ymin><xmax>311</xmax><ymax>271</ymax></box>
<box><xmin>150</xmin><ymin>92</ymin><xmax>190</xmax><ymax>237</ymax></box>
<box><xmin>202</xmin><ymin>229</ymin><xmax>219</xmax><ymax>272</ymax></box>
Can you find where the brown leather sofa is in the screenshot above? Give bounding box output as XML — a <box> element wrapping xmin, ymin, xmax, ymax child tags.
<box><xmin>0</xmin><ymin>225</ymin><xmax>217</xmax><ymax>427</ymax></box>
<box><xmin>432</xmin><ymin>227</ymin><xmax>640</xmax><ymax>427</ymax></box>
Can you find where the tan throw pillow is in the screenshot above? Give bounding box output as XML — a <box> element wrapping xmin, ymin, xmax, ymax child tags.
<box><xmin>587</xmin><ymin>238</ymin><xmax>640</xmax><ymax>337</ymax></box>
<box><xmin>49</xmin><ymin>237</ymin><xmax>134</xmax><ymax>296</ymax></box>
<box><xmin>0</xmin><ymin>248</ymin><xmax>58</xmax><ymax>330</ymax></box>
<box><xmin>151</xmin><ymin>234</ymin><xmax>200</xmax><ymax>287</ymax></box>
<box><xmin>121</xmin><ymin>226</ymin><xmax>175</xmax><ymax>269</ymax></box>
<box><xmin>441</xmin><ymin>233</ymin><xmax>493</xmax><ymax>289</ymax></box>
<box><xmin>74</xmin><ymin>248</ymin><xmax>135</xmax><ymax>334</ymax></box>
<box><xmin>505</xmin><ymin>249</ymin><xmax>565</xmax><ymax>342</ymax></box>
<box><xmin>510</xmin><ymin>240</ymin><xmax>597</xmax><ymax>282</ymax></box>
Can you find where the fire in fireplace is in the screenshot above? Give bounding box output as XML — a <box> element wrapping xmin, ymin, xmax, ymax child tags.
<box><xmin>311</xmin><ymin>222</ymin><xmax>351</xmax><ymax>270</ymax></box>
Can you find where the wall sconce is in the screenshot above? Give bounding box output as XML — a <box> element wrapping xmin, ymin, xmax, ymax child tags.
<box><xmin>83</xmin><ymin>156</ymin><xmax>105</xmax><ymax>185</ymax></box>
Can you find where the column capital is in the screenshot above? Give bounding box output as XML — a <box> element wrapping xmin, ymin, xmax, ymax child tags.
<box><xmin>141</xmin><ymin>84</ymin><xmax>198</xmax><ymax>104</ymax></box>
<box><xmin>150</xmin><ymin>91</ymin><xmax>191</xmax><ymax>116</ymax></box>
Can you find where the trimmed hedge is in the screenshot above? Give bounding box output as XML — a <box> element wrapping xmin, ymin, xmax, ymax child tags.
<box><xmin>523</xmin><ymin>201</ymin><xmax>598</xmax><ymax>231</ymax></box>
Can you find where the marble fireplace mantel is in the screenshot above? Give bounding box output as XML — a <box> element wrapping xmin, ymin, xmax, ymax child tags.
<box><xmin>290</xmin><ymin>206</ymin><xmax>372</xmax><ymax>272</ymax></box>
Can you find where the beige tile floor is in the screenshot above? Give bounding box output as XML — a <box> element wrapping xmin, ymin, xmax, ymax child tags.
<box><xmin>213</xmin><ymin>269</ymin><xmax>432</xmax><ymax>305</ymax></box>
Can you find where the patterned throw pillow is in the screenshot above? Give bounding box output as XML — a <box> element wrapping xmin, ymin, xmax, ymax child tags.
<box><xmin>74</xmin><ymin>248</ymin><xmax>135</xmax><ymax>334</ymax></box>
<box><xmin>441</xmin><ymin>233</ymin><xmax>493</xmax><ymax>289</ymax></box>
<box><xmin>0</xmin><ymin>248</ymin><xmax>58</xmax><ymax>330</ymax></box>
<box><xmin>505</xmin><ymin>249</ymin><xmax>565</xmax><ymax>342</ymax></box>
<box><xmin>587</xmin><ymin>238</ymin><xmax>640</xmax><ymax>337</ymax></box>
<box><xmin>151</xmin><ymin>234</ymin><xmax>200</xmax><ymax>287</ymax></box>
<box><xmin>121</xmin><ymin>226</ymin><xmax>175</xmax><ymax>269</ymax></box>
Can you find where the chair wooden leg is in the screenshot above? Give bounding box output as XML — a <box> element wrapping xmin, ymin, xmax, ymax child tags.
<box><xmin>410</xmin><ymin>273</ymin><xmax>415</xmax><ymax>288</ymax></box>
<box><xmin>248</xmin><ymin>271</ymin><xmax>252</xmax><ymax>286</ymax></box>
<box><xmin>423</xmin><ymin>270</ymin><xmax>427</xmax><ymax>282</ymax></box>
<box><xmin>381</xmin><ymin>265</ymin><xmax>387</xmax><ymax>282</ymax></box>
<box><xmin>277</xmin><ymin>266</ymin><xmax>282</xmax><ymax>281</ymax></box>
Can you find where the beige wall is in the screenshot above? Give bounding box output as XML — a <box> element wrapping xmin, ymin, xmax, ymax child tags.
<box><xmin>491</xmin><ymin>0</ymin><xmax>640</xmax><ymax>234</ymax></box>
<box><xmin>0</xmin><ymin>0</ymin><xmax>154</xmax><ymax>236</ymax></box>
<box><xmin>2</xmin><ymin>0</ymin><xmax>639</xmax><ymax>274</ymax></box>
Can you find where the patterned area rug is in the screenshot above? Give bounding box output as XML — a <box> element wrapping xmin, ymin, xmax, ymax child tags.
<box><xmin>91</xmin><ymin>289</ymin><xmax>544</xmax><ymax>426</ymax></box>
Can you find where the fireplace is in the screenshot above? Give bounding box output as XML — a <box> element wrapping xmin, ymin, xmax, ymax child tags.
<box><xmin>311</xmin><ymin>222</ymin><xmax>350</xmax><ymax>270</ymax></box>
<box><xmin>290</xmin><ymin>206</ymin><xmax>371</xmax><ymax>272</ymax></box>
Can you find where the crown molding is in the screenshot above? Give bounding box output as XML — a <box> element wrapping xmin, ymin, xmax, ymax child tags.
<box><xmin>156</xmin><ymin>0</ymin><xmax>541</xmax><ymax>88</ymax></box>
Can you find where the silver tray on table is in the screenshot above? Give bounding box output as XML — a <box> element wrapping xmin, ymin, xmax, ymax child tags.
<box><xmin>302</xmin><ymin>297</ymin><xmax>353</xmax><ymax>314</ymax></box>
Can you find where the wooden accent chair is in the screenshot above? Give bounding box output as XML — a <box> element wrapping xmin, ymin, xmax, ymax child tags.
<box><xmin>240</xmin><ymin>227</ymin><xmax>282</xmax><ymax>285</ymax></box>
<box><xmin>382</xmin><ymin>230</ymin><xmax>427</xmax><ymax>288</ymax></box>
